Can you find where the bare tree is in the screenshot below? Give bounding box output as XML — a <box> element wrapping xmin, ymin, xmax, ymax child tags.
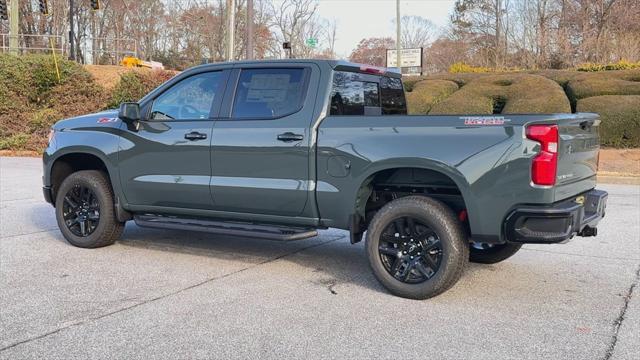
<box><xmin>7</xmin><ymin>0</ymin><xmax>640</xmax><ymax>70</ymax></box>
<box><xmin>268</xmin><ymin>0</ymin><xmax>319</xmax><ymax>58</ymax></box>
<box><xmin>397</xmin><ymin>15</ymin><xmax>436</xmax><ymax>49</ymax></box>
<box><xmin>348</xmin><ymin>37</ymin><xmax>395</xmax><ymax>66</ymax></box>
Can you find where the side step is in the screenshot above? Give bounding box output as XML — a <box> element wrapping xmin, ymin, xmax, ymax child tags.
<box><xmin>133</xmin><ymin>214</ymin><xmax>318</xmax><ymax>241</ymax></box>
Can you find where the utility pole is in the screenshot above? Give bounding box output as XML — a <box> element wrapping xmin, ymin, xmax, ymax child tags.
<box><xmin>226</xmin><ymin>0</ymin><xmax>235</xmax><ymax>61</ymax></box>
<box><xmin>395</xmin><ymin>0</ymin><xmax>401</xmax><ymax>72</ymax></box>
<box><xmin>69</xmin><ymin>0</ymin><xmax>75</xmax><ymax>61</ymax></box>
<box><xmin>9</xmin><ymin>0</ymin><xmax>18</xmax><ymax>55</ymax></box>
<box><xmin>246</xmin><ymin>0</ymin><xmax>253</xmax><ymax>60</ymax></box>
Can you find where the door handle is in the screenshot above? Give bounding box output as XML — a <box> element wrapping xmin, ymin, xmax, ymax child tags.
<box><xmin>184</xmin><ymin>131</ymin><xmax>207</xmax><ymax>141</ymax></box>
<box><xmin>277</xmin><ymin>132</ymin><xmax>304</xmax><ymax>142</ymax></box>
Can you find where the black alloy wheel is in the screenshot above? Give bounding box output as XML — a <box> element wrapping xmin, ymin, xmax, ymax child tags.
<box><xmin>55</xmin><ymin>170</ymin><xmax>124</xmax><ymax>248</ymax></box>
<box><xmin>378</xmin><ymin>216</ymin><xmax>443</xmax><ymax>284</ymax></box>
<box><xmin>365</xmin><ymin>196</ymin><xmax>468</xmax><ymax>299</ymax></box>
<box><xmin>61</xmin><ymin>184</ymin><xmax>101</xmax><ymax>237</ymax></box>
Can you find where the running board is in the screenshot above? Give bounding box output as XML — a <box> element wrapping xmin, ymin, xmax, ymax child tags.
<box><xmin>133</xmin><ymin>214</ymin><xmax>318</xmax><ymax>241</ymax></box>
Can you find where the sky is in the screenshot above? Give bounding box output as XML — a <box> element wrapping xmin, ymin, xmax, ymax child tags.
<box><xmin>315</xmin><ymin>0</ymin><xmax>457</xmax><ymax>58</ymax></box>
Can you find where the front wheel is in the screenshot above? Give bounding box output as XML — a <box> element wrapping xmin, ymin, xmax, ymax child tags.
<box><xmin>55</xmin><ymin>170</ymin><xmax>124</xmax><ymax>248</ymax></box>
<box><xmin>365</xmin><ymin>196</ymin><xmax>468</xmax><ymax>300</ymax></box>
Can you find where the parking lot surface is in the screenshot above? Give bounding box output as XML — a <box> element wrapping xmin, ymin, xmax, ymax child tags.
<box><xmin>1</xmin><ymin>156</ymin><xmax>638</xmax><ymax>359</ymax></box>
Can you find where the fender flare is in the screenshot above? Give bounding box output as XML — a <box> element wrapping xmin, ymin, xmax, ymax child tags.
<box><xmin>350</xmin><ymin>157</ymin><xmax>478</xmax><ymax>233</ymax></box>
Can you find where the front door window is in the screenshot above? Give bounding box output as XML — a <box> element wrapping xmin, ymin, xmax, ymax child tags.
<box><xmin>150</xmin><ymin>72</ymin><xmax>222</xmax><ymax>121</ymax></box>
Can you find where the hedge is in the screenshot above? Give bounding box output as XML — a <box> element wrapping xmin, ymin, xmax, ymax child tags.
<box><xmin>428</xmin><ymin>73</ymin><xmax>571</xmax><ymax>115</ymax></box>
<box><xmin>565</xmin><ymin>69</ymin><xmax>640</xmax><ymax>101</ymax></box>
<box><xmin>576</xmin><ymin>95</ymin><xmax>640</xmax><ymax>148</ymax></box>
<box><xmin>106</xmin><ymin>70</ymin><xmax>175</xmax><ymax>109</ymax></box>
<box><xmin>405</xmin><ymin>80</ymin><xmax>458</xmax><ymax>114</ymax></box>
<box><xmin>577</xmin><ymin>60</ymin><xmax>640</xmax><ymax>72</ymax></box>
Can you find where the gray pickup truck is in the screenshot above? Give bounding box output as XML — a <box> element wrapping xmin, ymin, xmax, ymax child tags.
<box><xmin>43</xmin><ymin>60</ymin><xmax>607</xmax><ymax>299</ymax></box>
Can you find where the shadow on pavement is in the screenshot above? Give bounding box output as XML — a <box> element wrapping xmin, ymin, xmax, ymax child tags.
<box><xmin>116</xmin><ymin>223</ymin><xmax>388</xmax><ymax>294</ymax></box>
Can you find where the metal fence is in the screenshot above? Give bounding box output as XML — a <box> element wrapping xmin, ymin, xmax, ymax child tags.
<box><xmin>0</xmin><ymin>34</ymin><xmax>64</xmax><ymax>55</ymax></box>
<box><xmin>0</xmin><ymin>34</ymin><xmax>137</xmax><ymax>65</ymax></box>
<box><xmin>77</xmin><ymin>37</ymin><xmax>137</xmax><ymax>65</ymax></box>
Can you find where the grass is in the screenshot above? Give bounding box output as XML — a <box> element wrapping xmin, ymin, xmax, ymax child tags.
<box><xmin>576</xmin><ymin>95</ymin><xmax>640</xmax><ymax>148</ymax></box>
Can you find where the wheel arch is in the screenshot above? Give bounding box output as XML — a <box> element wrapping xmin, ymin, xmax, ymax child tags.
<box><xmin>349</xmin><ymin>158</ymin><xmax>477</xmax><ymax>241</ymax></box>
<box><xmin>46</xmin><ymin>148</ymin><xmax>116</xmax><ymax>206</ymax></box>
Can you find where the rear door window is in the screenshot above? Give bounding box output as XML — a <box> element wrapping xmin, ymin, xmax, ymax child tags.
<box><xmin>232</xmin><ymin>68</ymin><xmax>307</xmax><ymax>119</ymax></box>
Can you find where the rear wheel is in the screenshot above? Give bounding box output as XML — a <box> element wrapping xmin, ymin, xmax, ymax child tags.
<box><xmin>469</xmin><ymin>242</ymin><xmax>522</xmax><ymax>264</ymax></box>
<box><xmin>55</xmin><ymin>170</ymin><xmax>124</xmax><ymax>248</ymax></box>
<box><xmin>365</xmin><ymin>196</ymin><xmax>468</xmax><ymax>299</ymax></box>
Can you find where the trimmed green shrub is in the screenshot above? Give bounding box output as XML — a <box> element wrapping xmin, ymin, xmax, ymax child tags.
<box><xmin>0</xmin><ymin>54</ymin><xmax>108</xmax><ymax>151</ymax></box>
<box><xmin>530</xmin><ymin>69</ymin><xmax>583</xmax><ymax>88</ymax></box>
<box><xmin>29</xmin><ymin>108</ymin><xmax>61</xmax><ymax>132</ymax></box>
<box><xmin>565</xmin><ymin>69</ymin><xmax>640</xmax><ymax>102</ymax></box>
<box><xmin>576</xmin><ymin>96</ymin><xmax>640</xmax><ymax>148</ymax></box>
<box><xmin>448</xmin><ymin>62</ymin><xmax>490</xmax><ymax>73</ymax></box>
<box><xmin>48</xmin><ymin>72</ymin><xmax>108</xmax><ymax>119</ymax></box>
<box><xmin>428</xmin><ymin>72</ymin><xmax>483</xmax><ymax>87</ymax></box>
<box><xmin>0</xmin><ymin>133</ymin><xmax>30</xmax><ymax>150</ymax></box>
<box><xmin>429</xmin><ymin>73</ymin><xmax>571</xmax><ymax>115</ymax></box>
<box><xmin>0</xmin><ymin>53</ymin><xmax>84</xmax><ymax>104</ymax></box>
<box><xmin>402</xmin><ymin>76</ymin><xmax>428</xmax><ymax>92</ymax></box>
<box><xmin>405</xmin><ymin>80</ymin><xmax>459</xmax><ymax>114</ymax></box>
<box><xmin>107</xmin><ymin>70</ymin><xmax>175</xmax><ymax>108</ymax></box>
<box><xmin>577</xmin><ymin>60</ymin><xmax>640</xmax><ymax>72</ymax></box>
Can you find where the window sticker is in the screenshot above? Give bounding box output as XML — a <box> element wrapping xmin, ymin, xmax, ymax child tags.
<box><xmin>246</xmin><ymin>74</ymin><xmax>291</xmax><ymax>103</ymax></box>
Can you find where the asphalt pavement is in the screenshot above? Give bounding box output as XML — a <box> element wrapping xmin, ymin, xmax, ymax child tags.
<box><xmin>1</xmin><ymin>156</ymin><xmax>638</xmax><ymax>359</ymax></box>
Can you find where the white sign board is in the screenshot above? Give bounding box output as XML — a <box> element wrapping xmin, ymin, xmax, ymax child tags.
<box><xmin>386</xmin><ymin>48</ymin><xmax>423</xmax><ymax>68</ymax></box>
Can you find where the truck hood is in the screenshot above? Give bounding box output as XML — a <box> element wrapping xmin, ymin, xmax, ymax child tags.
<box><xmin>52</xmin><ymin>110</ymin><xmax>120</xmax><ymax>131</ymax></box>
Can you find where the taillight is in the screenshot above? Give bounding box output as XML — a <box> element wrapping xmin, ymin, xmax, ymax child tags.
<box><xmin>526</xmin><ymin>124</ymin><xmax>558</xmax><ymax>186</ymax></box>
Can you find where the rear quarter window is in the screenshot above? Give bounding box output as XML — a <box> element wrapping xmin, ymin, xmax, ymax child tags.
<box><xmin>380</xmin><ymin>77</ymin><xmax>407</xmax><ymax>115</ymax></box>
<box><xmin>329</xmin><ymin>71</ymin><xmax>406</xmax><ymax>115</ymax></box>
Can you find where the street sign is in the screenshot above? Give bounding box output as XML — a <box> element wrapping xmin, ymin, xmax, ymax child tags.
<box><xmin>386</xmin><ymin>48</ymin><xmax>422</xmax><ymax>68</ymax></box>
<box><xmin>386</xmin><ymin>48</ymin><xmax>423</xmax><ymax>76</ymax></box>
<box><xmin>306</xmin><ymin>38</ymin><xmax>317</xmax><ymax>48</ymax></box>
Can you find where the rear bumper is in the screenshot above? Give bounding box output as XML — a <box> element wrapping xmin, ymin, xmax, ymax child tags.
<box><xmin>504</xmin><ymin>189</ymin><xmax>607</xmax><ymax>243</ymax></box>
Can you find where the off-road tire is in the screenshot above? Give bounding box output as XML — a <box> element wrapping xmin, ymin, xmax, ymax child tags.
<box><xmin>55</xmin><ymin>170</ymin><xmax>124</xmax><ymax>248</ymax></box>
<box><xmin>365</xmin><ymin>196</ymin><xmax>468</xmax><ymax>299</ymax></box>
<box><xmin>469</xmin><ymin>243</ymin><xmax>522</xmax><ymax>264</ymax></box>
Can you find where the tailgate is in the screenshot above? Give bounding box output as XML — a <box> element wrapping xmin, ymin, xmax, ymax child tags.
<box><xmin>554</xmin><ymin>113</ymin><xmax>600</xmax><ymax>198</ymax></box>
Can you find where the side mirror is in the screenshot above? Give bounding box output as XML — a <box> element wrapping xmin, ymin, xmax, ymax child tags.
<box><xmin>118</xmin><ymin>102</ymin><xmax>140</xmax><ymax>131</ymax></box>
<box><xmin>119</xmin><ymin>102</ymin><xmax>140</xmax><ymax>122</ymax></box>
